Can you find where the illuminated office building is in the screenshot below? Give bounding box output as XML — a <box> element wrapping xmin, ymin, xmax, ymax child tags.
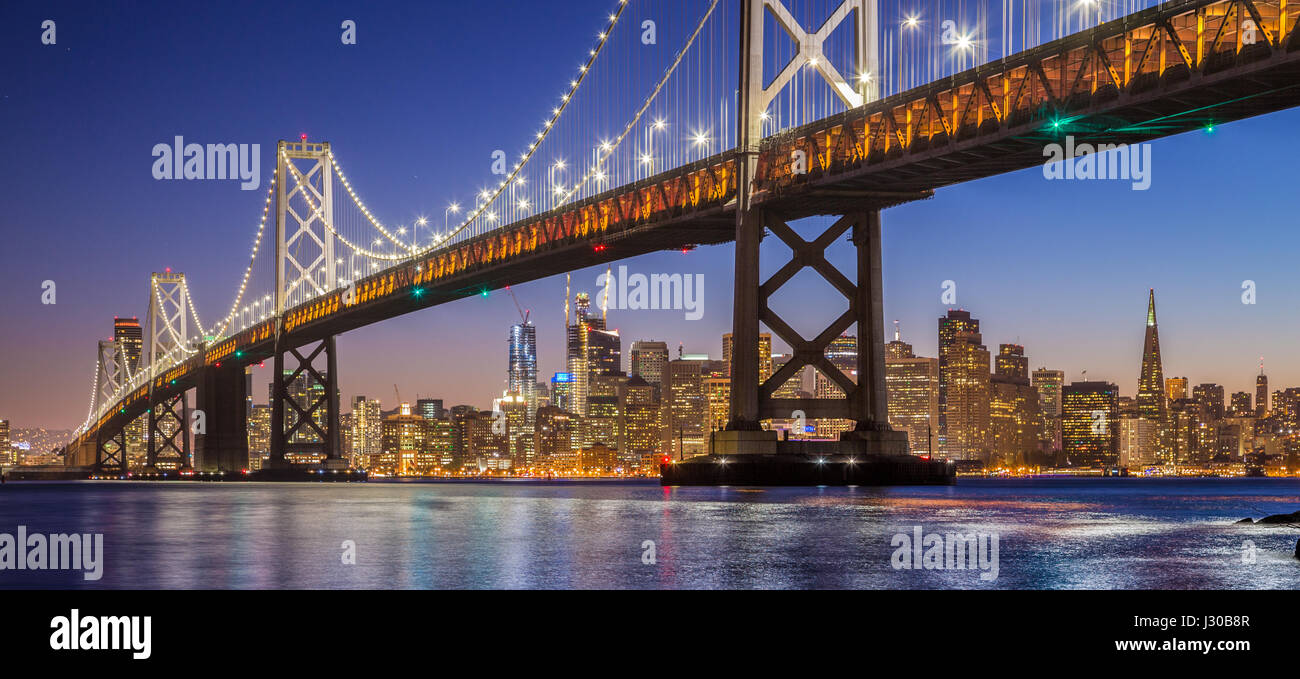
<box><xmin>661</xmin><ymin>354</ymin><xmax>709</xmax><ymax>459</ymax></box>
<box><xmin>1135</xmin><ymin>290</ymin><xmax>1166</xmax><ymax>421</ymax></box>
<box><xmin>814</xmin><ymin>334</ymin><xmax>857</xmax><ymax>439</ymax></box>
<box><xmin>350</xmin><ymin>396</ymin><xmax>383</xmax><ymax>470</ymax></box>
<box><xmin>247</xmin><ymin>404</ymin><xmax>271</xmax><ymax>471</ymax></box>
<box><xmin>415</xmin><ymin>399</ymin><xmax>444</xmax><ymax>421</ymax></box>
<box><xmin>1256</xmin><ymin>369</ymin><xmax>1268</xmax><ymax>418</ymax></box>
<box><xmin>990</xmin><ymin>344</ymin><xmax>1039</xmax><ymax>467</ymax></box>
<box><xmin>0</xmin><ymin>420</ymin><xmax>11</xmax><ymax>466</ymax></box>
<box><xmin>942</xmin><ymin>330</ymin><xmax>991</xmax><ymax>462</ymax></box>
<box><xmin>535</xmin><ymin>406</ymin><xmax>578</xmax><ymax>472</ymax></box>
<box><xmin>1062</xmin><ymin>381</ymin><xmax>1120</xmax><ymax>467</ymax></box>
<box><xmin>379</xmin><ymin>403</ymin><xmax>429</xmax><ymax>476</ymax></box>
<box><xmin>885</xmin><ymin>330</ymin><xmax>939</xmax><ymax>457</ymax></box>
<box><xmin>620</xmin><ymin>376</ymin><xmax>660</xmax><ymax>472</ymax></box>
<box><xmin>508</xmin><ymin>322</ymin><xmax>538</xmax><ymax>427</ymax></box>
<box><xmin>1165</xmin><ymin>377</ymin><xmax>1189</xmax><ymax>401</ymax></box>
<box><xmin>585</xmin><ymin>374</ymin><xmax>625</xmax><ymax>452</ymax></box>
<box><xmin>1032</xmin><ymin>368</ymin><xmax>1064</xmax><ymax>456</ymax></box>
<box><xmin>497</xmin><ymin>391</ymin><xmax>532</xmax><ymax>467</ymax></box>
<box><xmin>1119</xmin><ymin>417</ymin><xmax>1159</xmax><ymax>468</ymax></box>
<box><xmin>1230</xmin><ymin>391</ymin><xmax>1253</xmax><ymax>417</ymax></box>
<box><xmin>630</xmin><ymin>340</ymin><xmax>669</xmax><ymax>393</ymax></box>
<box><xmin>938</xmin><ymin>309</ymin><xmax>981</xmax><ymax>446</ymax></box>
<box><xmin>721</xmin><ymin>332</ymin><xmax>772</xmax><ymax>384</ymax></box>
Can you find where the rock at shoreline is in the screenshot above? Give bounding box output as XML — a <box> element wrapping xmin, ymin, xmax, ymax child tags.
<box><xmin>1295</xmin><ymin>538</ymin><xmax>1299</xmax><ymax>560</ymax></box>
<box><xmin>1257</xmin><ymin>510</ymin><xmax>1300</xmax><ymax>525</ymax></box>
<box><xmin>1235</xmin><ymin>517</ymin><xmax>1255</xmax><ymax>524</ymax></box>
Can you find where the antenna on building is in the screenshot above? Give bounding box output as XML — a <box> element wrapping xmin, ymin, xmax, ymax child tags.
<box><xmin>893</xmin><ymin>319</ymin><xmax>900</xmax><ymax>342</ymax></box>
<box><xmin>1260</xmin><ymin>356</ymin><xmax>1265</xmax><ymax>375</ymax></box>
<box><xmin>601</xmin><ymin>264</ymin><xmax>612</xmax><ymax>322</ymax></box>
<box><xmin>565</xmin><ymin>273</ymin><xmax>571</xmax><ymax>328</ymax></box>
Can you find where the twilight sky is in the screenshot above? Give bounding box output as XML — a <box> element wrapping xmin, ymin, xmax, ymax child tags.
<box><xmin>2</xmin><ymin>0</ymin><xmax>1298</xmax><ymax>430</ymax></box>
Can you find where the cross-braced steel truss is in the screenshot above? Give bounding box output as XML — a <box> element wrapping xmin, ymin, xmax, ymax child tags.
<box><xmin>95</xmin><ymin>427</ymin><xmax>126</xmax><ymax>474</ymax></box>
<box><xmin>94</xmin><ymin>339</ymin><xmax>130</xmax><ymax>416</ymax></box>
<box><xmin>147</xmin><ymin>271</ymin><xmax>193</xmax><ymax>371</ymax></box>
<box><xmin>268</xmin><ymin>337</ymin><xmax>342</xmax><ymax>467</ymax></box>
<box><xmin>148</xmin><ymin>392</ymin><xmax>190</xmax><ymax>470</ymax></box>
<box><xmin>276</xmin><ymin>140</ymin><xmax>336</xmax><ymax>315</ymax></box>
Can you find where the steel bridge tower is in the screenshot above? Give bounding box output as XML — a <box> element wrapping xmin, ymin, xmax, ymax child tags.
<box><xmin>266</xmin><ymin>139</ymin><xmax>346</xmax><ymax>472</ymax></box>
<box><xmin>672</xmin><ymin>0</ymin><xmax>951</xmax><ymax>484</ymax></box>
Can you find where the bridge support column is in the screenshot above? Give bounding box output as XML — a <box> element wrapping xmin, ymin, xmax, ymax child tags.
<box><xmin>94</xmin><ymin>427</ymin><xmax>126</xmax><ymax>476</ymax></box>
<box><xmin>673</xmin><ymin>210</ymin><xmax>947</xmax><ymax>486</ymax></box>
<box><xmin>267</xmin><ymin>336</ymin><xmax>345</xmax><ymax>471</ymax></box>
<box><xmin>146</xmin><ymin>392</ymin><xmax>191</xmax><ymax>473</ymax></box>
<box><xmin>194</xmin><ymin>362</ymin><xmax>249</xmax><ymax>473</ymax></box>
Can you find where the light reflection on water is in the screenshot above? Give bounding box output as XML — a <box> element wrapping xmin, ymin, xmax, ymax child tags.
<box><xmin>0</xmin><ymin>478</ymin><xmax>1297</xmax><ymax>589</ymax></box>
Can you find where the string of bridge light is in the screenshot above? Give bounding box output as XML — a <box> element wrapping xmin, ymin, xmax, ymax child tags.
<box><xmin>208</xmin><ymin>171</ymin><xmax>276</xmax><ymax>340</ymax></box>
<box><xmin>558</xmin><ymin>0</ymin><xmax>721</xmax><ymax>208</ymax></box>
<box><xmin>151</xmin><ymin>278</ymin><xmax>197</xmax><ymax>357</ymax></box>
<box><xmin>325</xmin><ymin>150</ymin><xmax>415</xmax><ymax>255</ymax></box>
<box><xmin>282</xmin><ymin>148</ymin><xmax>411</xmax><ymax>263</ymax></box>
<box><xmin>440</xmin><ymin>0</ymin><xmax>630</xmax><ymax>246</ymax></box>
<box><xmin>180</xmin><ymin>278</ymin><xmax>206</xmax><ymax>342</ymax></box>
<box><xmin>78</xmin><ymin>357</ymin><xmax>101</xmax><ymax>433</ymax></box>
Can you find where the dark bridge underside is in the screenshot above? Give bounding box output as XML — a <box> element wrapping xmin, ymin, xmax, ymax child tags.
<box><xmin>70</xmin><ymin>0</ymin><xmax>1300</xmax><ymax>458</ymax></box>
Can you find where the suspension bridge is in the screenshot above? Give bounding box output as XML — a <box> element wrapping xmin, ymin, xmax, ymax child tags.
<box><xmin>59</xmin><ymin>0</ymin><xmax>1300</xmax><ymax>481</ymax></box>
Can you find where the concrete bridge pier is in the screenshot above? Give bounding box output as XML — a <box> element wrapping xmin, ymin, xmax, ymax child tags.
<box><xmin>195</xmin><ymin>362</ymin><xmax>249</xmax><ymax>473</ymax></box>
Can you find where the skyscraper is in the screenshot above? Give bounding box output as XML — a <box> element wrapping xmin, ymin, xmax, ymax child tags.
<box><xmin>350</xmin><ymin>396</ymin><xmax>383</xmax><ymax>469</ymax></box>
<box><xmin>722</xmin><ymin>332</ymin><xmax>772</xmax><ymax>384</ymax></box>
<box><xmin>990</xmin><ymin>344</ymin><xmax>1040</xmax><ymax>467</ymax></box>
<box><xmin>566</xmin><ymin>292</ymin><xmax>620</xmax><ymax>418</ymax></box>
<box><xmin>1165</xmin><ymin>376</ymin><xmax>1189</xmax><ymax>401</ymax></box>
<box><xmin>1135</xmin><ymin>290</ymin><xmax>1166</xmax><ymax>422</ymax></box>
<box><xmin>0</xmin><ymin>420</ymin><xmax>11</xmax><ymax>466</ymax></box>
<box><xmin>630</xmin><ymin>340</ymin><xmax>669</xmax><ymax>391</ymax></box>
<box><xmin>620</xmin><ymin>375</ymin><xmax>661</xmax><ymax>472</ymax></box>
<box><xmin>942</xmin><ymin>329</ymin><xmax>991</xmax><ymax>461</ymax></box>
<box><xmin>113</xmin><ymin>317</ymin><xmax>143</xmax><ymax>371</ymax></box>
<box><xmin>508</xmin><ymin>322</ymin><xmax>538</xmax><ymax>427</ymax></box>
<box><xmin>1256</xmin><ymin>365</ymin><xmax>1268</xmax><ymax>418</ymax></box>
<box><xmin>938</xmin><ymin>309</ymin><xmax>980</xmax><ymax>447</ymax></box>
<box><xmin>662</xmin><ymin>354</ymin><xmax>709</xmax><ymax>459</ymax></box>
<box><xmin>1063</xmin><ymin>381</ymin><xmax>1120</xmax><ymax>467</ymax></box>
<box><xmin>814</xmin><ymin>334</ymin><xmax>857</xmax><ymax>438</ymax></box>
<box><xmin>1032</xmin><ymin>368</ymin><xmax>1065</xmax><ymax>458</ymax></box>
<box><xmin>415</xmin><ymin>399</ymin><xmax>444</xmax><ymax>421</ymax></box>
<box><xmin>885</xmin><ymin>330</ymin><xmax>940</xmax><ymax>457</ymax></box>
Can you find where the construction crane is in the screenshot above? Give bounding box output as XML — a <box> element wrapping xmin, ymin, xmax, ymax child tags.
<box><xmin>504</xmin><ymin>285</ymin><xmax>530</xmax><ymax>324</ymax></box>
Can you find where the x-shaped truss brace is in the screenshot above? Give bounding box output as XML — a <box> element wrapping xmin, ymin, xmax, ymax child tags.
<box><xmin>756</xmin><ymin>213</ymin><xmax>863</xmax><ymax>420</ymax></box>
<box><xmin>96</xmin><ymin>428</ymin><xmax>126</xmax><ymax>473</ymax></box>
<box><xmin>149</xmin><ymin>393</ymin><xmax>188</xmax><ymax>467</ymax></box>
<box><xmin>760</xmin><ymin>0</ymin><xmax>871</xmax><ymax>110</ymax></box>
<box><xmin>276</xmin><ymin>340</ymin><xmax>333</xmax><ymax>447</ymax></box>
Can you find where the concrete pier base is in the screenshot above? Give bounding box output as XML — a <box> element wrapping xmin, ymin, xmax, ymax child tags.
<box><xmin>660</xmin><ymin>451</ymin><xmax>953</xmax><ymax>486</ymax></box>
<box><xmin>663</xmin><ymin>429</ymin><xmax>954</xmax><ymax>486</ymax></box>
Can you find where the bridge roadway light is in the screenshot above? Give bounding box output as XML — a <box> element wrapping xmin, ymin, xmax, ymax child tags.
<box><xmin>444</xmin><ymin>203</ymin><xmax>461</xmax><ymax>232</ymax></box>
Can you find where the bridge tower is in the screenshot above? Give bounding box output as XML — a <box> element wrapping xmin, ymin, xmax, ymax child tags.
<box><xmin>678</xmin><ymin>0</ymin><xmax>951</xmax><ymax>484</ymax></box>
<box><xmin>144</xmin><ymin>270</ymin><xmax>195</xmax><ymax>472</ymax></box>
<box><xmin>267</xmin><ymin>139</ymin><xmax>346</xmax><ymax>472</ymax></box>
<box><xmin>92</xmin><ymin>339</ymin><xmax>130</xmax><ymax>473</ymax></box>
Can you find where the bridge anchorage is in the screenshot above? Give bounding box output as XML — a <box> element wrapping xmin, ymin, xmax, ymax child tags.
<box><xmin>663</xmin><ymin>0</ymin><xmax>950</xmax><ymax>485</ymax></box>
